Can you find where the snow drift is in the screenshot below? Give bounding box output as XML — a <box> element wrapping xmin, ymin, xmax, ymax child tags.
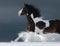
<box><xmin>13</xmin><ymin>32</ymin><xmax>60</xmax><ymax>42</ymax></box>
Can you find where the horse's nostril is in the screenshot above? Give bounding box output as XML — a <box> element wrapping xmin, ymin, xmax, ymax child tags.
<box><xmin>21</xmin><ymin>13</ymin><xmax>24</xmax><ymax>15</ymax></box>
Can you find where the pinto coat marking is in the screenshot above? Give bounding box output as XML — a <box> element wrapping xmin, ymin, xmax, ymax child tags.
<box><xmin>44</xmin><ymin>20</ymin><xmax>60</xmax><ymax>33</ymax></box>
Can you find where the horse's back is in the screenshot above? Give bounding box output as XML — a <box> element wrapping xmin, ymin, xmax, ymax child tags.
<box><xmin>56</xmin><ymin>20</ymin><xmax>60</xmax><ymax>33</ymax></box>
<box><xmin>44</xmin><ymin>19</ymin><xmax>60</xmax><ymax>34</ymax></box>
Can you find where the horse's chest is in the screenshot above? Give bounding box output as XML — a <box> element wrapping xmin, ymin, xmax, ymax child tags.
<box><xmin>27</xmin><ymin>16</ymin><xmax>35</xmax><ymax>32</ymax></box>
<box><xmin>30</xmin><ymin>14</ymin><xmax>50</xmax><ymax>34</ymax></box>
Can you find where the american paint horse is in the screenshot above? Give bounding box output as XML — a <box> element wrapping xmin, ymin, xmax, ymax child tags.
<box><xmin>18</xmin><ymin>4</ymin><xmax>60</xmax><ymax>34</ymax></box>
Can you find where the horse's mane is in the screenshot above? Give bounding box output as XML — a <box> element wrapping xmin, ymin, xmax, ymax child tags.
<box><xmin>24</xmin><ymin>4</ymin><xmax>41</xmax><ymax>18</ymax></box>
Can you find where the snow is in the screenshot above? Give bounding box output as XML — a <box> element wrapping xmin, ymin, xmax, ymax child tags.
<box><xmin>2</xmin><ymin>31</ymin><xmax>58</xmax><ymax>46</ymax></box>
<box><xmin>0</xmin><ymin>42</ymin><xmax>60</xmax><ymax>46</ymax></box>
<box><xmin>13</xmin><ymin>32</ymin><xmax>60</xmax><ymax>42</ymax></box>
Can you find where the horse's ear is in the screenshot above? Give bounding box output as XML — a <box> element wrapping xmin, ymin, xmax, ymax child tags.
<box><xmin>24</xmin><ymin>3</ymin><xmax>29</xmax><ymax>6</ymax></box>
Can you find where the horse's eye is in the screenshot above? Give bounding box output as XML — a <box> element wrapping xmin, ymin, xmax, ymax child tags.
<box><xmin>20</xmin><ymin>8</ymin><xmax>28</xmax><ymax>15</ymax></box>
<box><xmin>23</xmin><ymin>8</ymin><xmax>28</xmax><ymax>12</ymax></box>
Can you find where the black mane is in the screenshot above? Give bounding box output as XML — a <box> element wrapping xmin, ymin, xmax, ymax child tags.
<box><xmin>24</xmin><ymin>4</ymin><xmax>41</xmax><ymax>18</ymax></box>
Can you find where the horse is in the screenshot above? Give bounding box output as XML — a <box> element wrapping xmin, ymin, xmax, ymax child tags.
<box><xmin>18</xmin><ymin>4</ymin><xmax>60</xmax><ymax>34</ymax></box>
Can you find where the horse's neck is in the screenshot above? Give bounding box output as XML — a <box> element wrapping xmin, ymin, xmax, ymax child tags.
<box><xmin>26</xmin><ymin>15</ymin><xmax>35</xmax><ymax>32</ymax></box>
<box><xmin>30</xmin><ymin>13</ymin><xmax>43</xmax><ymax>24</ymax></box>
<box><xmin>27</xmin><ymin>15</ymin><xmax>33</xmax><ymax>24</ymax></box>
<box><xmin>30</xmin><ymin>13</ymin><xmax>50</xmax><ymax>27</ymax></box>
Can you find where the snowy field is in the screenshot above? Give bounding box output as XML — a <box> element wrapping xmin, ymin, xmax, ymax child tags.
<box><xmin>13</xmin><ymin>32</ymin><xmax>60</xmax><ymax>42</ymax></box>
<box><xmin>0</xmin><ymin>42</ymin><xmax>60</xmax><ymax>46</ymax></box>
<box><xmin>0</xmin><ymin>32</ymin><xmax>60</xmax><ymax>46</ymax></box>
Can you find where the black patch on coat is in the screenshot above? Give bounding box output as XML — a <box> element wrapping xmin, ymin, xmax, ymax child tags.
<box><xmin>36</xmin><ymin>21</ymin><xmax>46</xmax><ymax>29</ymax></box>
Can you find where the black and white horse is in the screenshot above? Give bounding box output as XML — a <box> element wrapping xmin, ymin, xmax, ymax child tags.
<box><xmin>18</xmin><ymin>4</ymin><xmax>60</xmax><ymax>34</ymax></box>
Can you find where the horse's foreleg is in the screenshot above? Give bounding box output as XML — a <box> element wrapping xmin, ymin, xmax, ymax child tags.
<box><xmin>14</xmin><ymin>36</ymin><xmax>20</xmax><ymax>42</ymax></box>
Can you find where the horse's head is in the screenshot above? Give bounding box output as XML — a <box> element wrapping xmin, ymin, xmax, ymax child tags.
<box><xmin>18</xmin><ymin>4</ymin><xmax>31</xmax><ymax>16</ymax></box>
<box><xmin>18</xmin><ymin>4</ymin><xmax>41</xmax><ymax>18</ymax></box>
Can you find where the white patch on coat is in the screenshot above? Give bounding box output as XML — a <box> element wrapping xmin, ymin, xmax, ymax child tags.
<box><xmin>30</xmin><ymin>13</ymin><xmax>50</xmax><ymax>34</ymax></box>
<box><xmin>31</xmin><ymin>13</ymin><xmax>50</xmax><ymax>27</ymax></box>
<box><xmin>18</xmin><ymin>8</ymin><xmax>23</xmax><ymax>16</ymax></box>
